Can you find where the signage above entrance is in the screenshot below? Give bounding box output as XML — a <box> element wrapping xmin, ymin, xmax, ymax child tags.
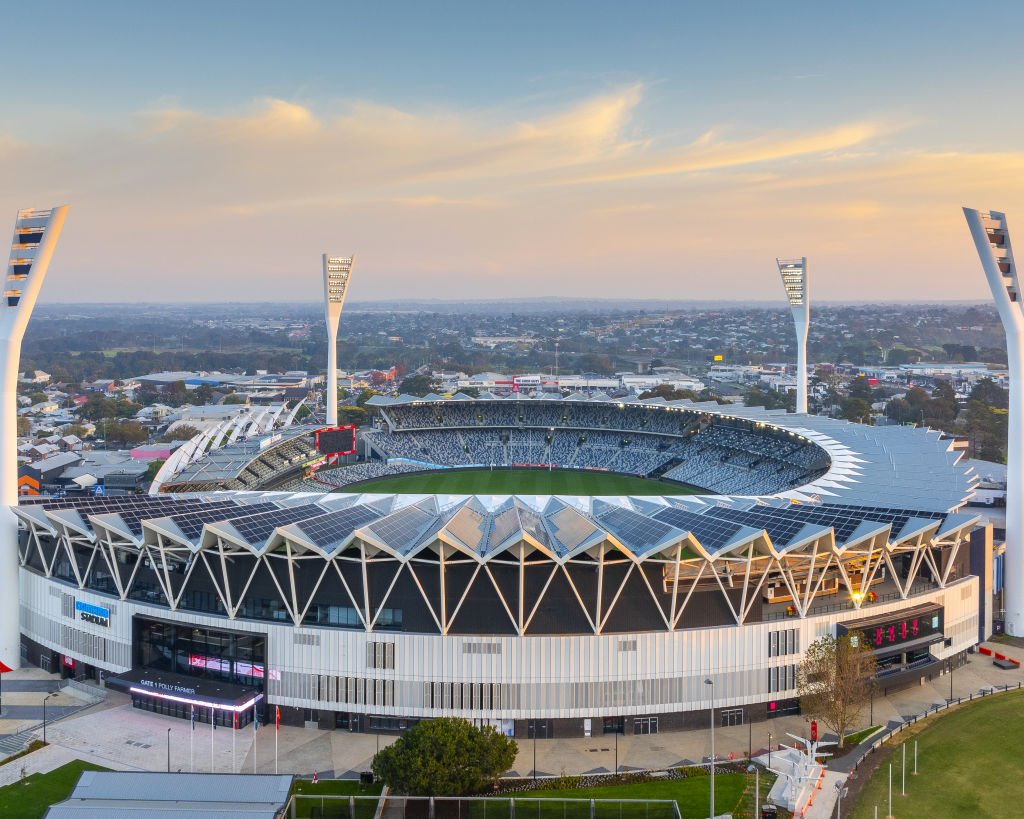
<box><xmin>75</xmin><ymin>600</ymin><xmax>110</xmax><ymax>628</ymax></box>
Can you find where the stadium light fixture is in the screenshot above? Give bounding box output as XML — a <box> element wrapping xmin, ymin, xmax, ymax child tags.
<box><xmin>1</xmin><ymin>205</ymin><xmax>68</xmax><ymax>673</ymax></box>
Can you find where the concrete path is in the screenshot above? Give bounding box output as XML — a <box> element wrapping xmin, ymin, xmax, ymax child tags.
<box><xmin>2</xmin><ymin>645</ymin><xmax>1022</xmax><ymax>793</ymax></box>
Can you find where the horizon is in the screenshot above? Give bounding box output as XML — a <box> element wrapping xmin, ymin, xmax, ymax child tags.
<box><xmin>3</xmin><ymin>2</ymin><xmax>1023</xmax><ymax>305</ymax></box>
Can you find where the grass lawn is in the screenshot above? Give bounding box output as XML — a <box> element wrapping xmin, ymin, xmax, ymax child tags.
<box><xmin>842</xmin><ymin>725</ymin><xmax>881</xmax><ymax>747</ymax></box>
<box><xmin>0</xmin><ymin>760</ymin><xmax>110</xmax><ymax>819</ymax></box>
<box><xmin>850</xmin><ymin>689</ymin><xmax>1024</xmax><ymax>818</ymax></box>
<box><xmin>345</xmin><ymin>468</ymin><xmax>703</xmax><ymax>497</ymax></box>
<box><xmin>526</xmin><ymin>772</ymin><xmax>751</xmax><ymax>818</ymax></box>
<box><xmin>291</xmin><ymin>778</ymin><xmax>383</xmax><ymax>819</ymax></box>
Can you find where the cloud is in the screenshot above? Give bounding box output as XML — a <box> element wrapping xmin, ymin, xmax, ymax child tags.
<box><xmin>0</xmin><ymin>89</ymin><xmax>1018</xmax><ymax>303</ymax></box>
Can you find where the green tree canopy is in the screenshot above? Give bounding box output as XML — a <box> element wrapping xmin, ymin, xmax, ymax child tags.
<box><xmin>160</xmin><ymin>424</ymin><xmax>203</xmax><ymax>442</ymax></box>
<box><xmin>371</xmin><ymin>717</ymin><xmax>517</xmax><ymax>796</ymax></box>
<box><xmin>638</xmin><ymin>384</ymin><xmax>699</xmax><ymax>402</ymax></box>
<box><xmin>798</xmin><ymin>631</ymin><xmax>877</xmax><ymax>748</ymax></box>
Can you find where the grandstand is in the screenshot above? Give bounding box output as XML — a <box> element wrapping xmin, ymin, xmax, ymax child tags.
<box><xmin>158</xmin><ymin>425</ymin><xmax>321</xmax><ymax>493</ymax></box>
<box><xmin>305</xmin><ymin>396</ymin><xmax>831</xmax><ymax>496</ymax></box>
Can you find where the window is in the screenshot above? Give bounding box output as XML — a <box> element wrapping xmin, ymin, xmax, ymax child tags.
<box><xmin>366</xmin><ymin>641</ymin><xmax>395</xmax><ymax>669</ymax></box>
<box><xmin>768</xmin><ymin>664</ymin><xmax>797</xmax><ymax>693</ymax></box>
<box><xmin>768</xmin><ymin>628</ymin><xmax>799</xmax><ymax>657</ymax></box>
<box><xmin>603</xmin><ymin>717</ymin><xmax>625</xmax><ymax>735</ymax></box>
<box><xmin>721</xmin><ymin>708</ymin><xmax>744</xmax><ymax>727</ymax></box>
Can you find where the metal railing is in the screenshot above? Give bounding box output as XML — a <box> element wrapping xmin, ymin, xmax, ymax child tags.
<box><xmin>846</xmin><ymin>679</ymin><xmax>1024</xmax><ymax>776</ymax></box>
<box><xmin>285</xmin><ymin>795</ymin><xmax>682</xmax><ymax>819</ymax></box>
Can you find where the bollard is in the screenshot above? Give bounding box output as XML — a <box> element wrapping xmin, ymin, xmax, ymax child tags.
<box><xmin>349</xmin><ymin>796</ymin><xmax>355</xmax><ymax>819</ymax></box>
<box><xmin>509</xmin><ymin>798</ymin><xmax>515</xmax><ymax>819</ymax></box>
<box><xmin>590</xmin><ymin>799</ymin><xmax>595</xmax><ymax>819</ymax></box>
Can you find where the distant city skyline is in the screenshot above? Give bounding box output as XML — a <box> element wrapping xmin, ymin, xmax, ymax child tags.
<box><xmin>3</xmin><ymin>1</ymin><xmax>1023</xmax><ymax>303</ymax></box>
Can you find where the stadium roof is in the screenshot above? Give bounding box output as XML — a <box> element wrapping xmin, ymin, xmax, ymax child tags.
<box><xmin>13</xmin><ymin>488</ymin><xmax>980</xmax><ymax>569</ymax></box>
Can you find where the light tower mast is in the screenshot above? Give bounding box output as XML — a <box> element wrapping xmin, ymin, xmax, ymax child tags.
<box><xmin>1</xmin><ymin>206</ymin><xmax>69</xmax><ymax>671</ymax></box>
<box><xmin>322</xmin><ymin>255</ymin><xmax>354</xmax><ymax>426</ymax></box>
<box><xmin>777</xmin><ymin>257</ymin><xmax>809</xmax><ymax>414</ymax></box>
<box><xmin>964</xmin><ymin>208</ymin><xmax>1021</xmax><ymax>634</ymax></box>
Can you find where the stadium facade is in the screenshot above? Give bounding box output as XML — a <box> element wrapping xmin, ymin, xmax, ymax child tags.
<box><xmin>15</xmin><ymin>396</ymin><xmax>991</xmax><ymax>737</ymax></box>
<box><xmin>2</xmin><ymin>206</ymin><xmax>69</xmax><ymax>672</ymax></box>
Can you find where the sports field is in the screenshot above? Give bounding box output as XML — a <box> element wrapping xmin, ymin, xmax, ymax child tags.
<box><xmin>345</xmin><ymin>468</ymin><xmax>704</xmax><ymax>496</ymax></box>
<box><xmin>850</xmin><ymin>689</ymin><xmax>1024</xmax><ymax>817</ymax></box>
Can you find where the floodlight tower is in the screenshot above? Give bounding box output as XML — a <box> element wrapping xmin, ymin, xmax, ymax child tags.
<box><xmin>964</xmin><ymin>208</ymin><xmax>1022</xmax><ymax>634</ymax></box>
<box><xmin>322</xmin><ymin>255</ymin><xmax>355</xmax><ymax>426</ymax></box>
<box><xmin>777</xmin><ymin>257</ymin><xmax>809</xmax><ymax>414</ymax></box>
<box><xmin>1</xmin><ymin>206</ymin><xmax>69</xmax><ymax>671</ymax></box>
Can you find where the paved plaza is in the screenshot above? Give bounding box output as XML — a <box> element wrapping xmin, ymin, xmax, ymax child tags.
<box><xmin>2</xmin><ymin>642</ymin><xmax>1023</xmax><ymax>816</ymax></box>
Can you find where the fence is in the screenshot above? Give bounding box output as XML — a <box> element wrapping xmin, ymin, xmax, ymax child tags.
<box><xmin>847</xmin><ymin>679</ymin><xmax>1024</xmax><ymax>775</ymax></box>
<box><xmin>286</xmin><ymin>795</ymin><xmax>682</xmax><ymax>819</ymax></box>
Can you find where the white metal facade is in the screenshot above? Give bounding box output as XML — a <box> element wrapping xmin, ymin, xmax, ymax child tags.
<box><xmin>19</xmin><ymin>568</ymin><xmax>978</xmax><ymax>721</ymax></box>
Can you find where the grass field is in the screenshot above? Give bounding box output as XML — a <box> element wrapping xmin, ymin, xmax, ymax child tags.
<box><xmin>345</xmin><ymin>468</ymin><xmax>704</xmax><ymax>496</ymax></box>
<box><xmin>528</xmin><ymin>773</ymin><xmax>750</xmax><ymax>817</ymax></box>
<box><xmin>850</xmin><ymin>689</ymin><xmax>1024</xmax><ymax>817</ymax></box>
<box><xmin>0</xmin><ymin>760</ymin><xmax>110</xmax><ymax>819</ymax></box>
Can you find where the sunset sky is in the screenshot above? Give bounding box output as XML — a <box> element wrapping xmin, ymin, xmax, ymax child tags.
<box><xmin>3</xmin><ymin>1</ymin><xmax>1023</xmax><ymax>304</ymax></box>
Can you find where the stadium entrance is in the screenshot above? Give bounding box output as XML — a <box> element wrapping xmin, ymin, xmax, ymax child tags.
<box><xmin>122</xmin><ymin>617</ymin><xmax>268</xmax><ymax>726</ymax></box>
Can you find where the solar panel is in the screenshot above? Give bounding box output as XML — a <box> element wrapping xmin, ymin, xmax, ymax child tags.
<box><xmin>701</xmin><ymin>506</ymin><xmax>811</xmax><ymax>546</ymax></box>
<box><xmin>652</xmin><ymin>506</ymin><xmax>743</xmax><ymax>552</ymax></box>
<box><xmin>162</xmin><ymin>501</ymin><xmax>280</xmax><ymax>541</ymax></box>
<box><xmin>294</xmin><ymin>504</ymin><xmax>386</xmax><ymax>550</ymax></box>
<box><xmin>227</xmin><ymin>504</ymin><xmax>328</xmax><ymax>545</ymax></box>
<box><xmin>364</xmin><ymin>503</ymin><xmax>439</xmax><ymax>553</ymax></box>
<box><xmin>593</xmin><ymin>503</ymin><xmax>679</xmax><ymax>555</ymax></box>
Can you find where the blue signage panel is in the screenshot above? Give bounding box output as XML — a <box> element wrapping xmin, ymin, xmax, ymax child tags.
<box><xmin>75</xmin><ymin>600</ymin><xmax>110</xmax><ymax>626</ymax></box>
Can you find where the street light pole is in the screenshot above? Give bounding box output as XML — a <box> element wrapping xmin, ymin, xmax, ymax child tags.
<box><xmin>768</xmin><ymin>731</ymin><xmax>772</xmax><ymax>769</ymax></box>
<box><xmin>747</xmin><ymin>765</ymin><xmax>759</xmax><ymax>815</ymax></box>
<box><xmin>705</xmin><ymin>678</ymin><xmax>715</xmax><ymax>819</ymax></box>
<box><xmin>167</xmin><ymin>728</ymin><xmax>171</xmax><ymax>773</ymax></box>
<box><xmin>42</xmin><ymin>692</ymin><xmax>56</xmax><ymax>745</ymax></box>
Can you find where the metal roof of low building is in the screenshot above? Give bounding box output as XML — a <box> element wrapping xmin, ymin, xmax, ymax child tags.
<box><xmin>44</xmin><ymin>771</ymin><xmax>292</xmax><ymax>819</ymax></box>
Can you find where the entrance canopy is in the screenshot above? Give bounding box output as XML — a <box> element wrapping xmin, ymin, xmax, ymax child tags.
<box><xmin>105</xmin><ymin>667</ymin><xmax>262</xmax><ymax>712</ymax></box>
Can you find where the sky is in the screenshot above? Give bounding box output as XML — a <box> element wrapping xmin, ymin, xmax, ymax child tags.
<box><xmin>2</xmin><ymin>1</ymin><xmax>1023</xmax><ymax>304</ymax></box>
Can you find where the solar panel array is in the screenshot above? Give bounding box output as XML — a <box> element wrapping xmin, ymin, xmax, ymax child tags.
<box><xmin>162</xmin><ymin>501</ymin><xmax>283</xmax><ymax>542</ymax></box>
<box><xmin>363</xmin><ymin>502</ymin><xmax>440</xmax><ymax>554</ymax></box>
<box><xmin>651</xmin><ymin>506</ymin><xmax>744</xmax><ymax>553</ymax></box>
<box><xmin>227</xmin><ymin>503</ymin><xmax>332</xmax><ymax>546</ymax></box>
<box><xmin>292</xmin><ymin>504</ymin><xmax>388</xmax><ymax>550</ymax></box>
<box><xmin>593</xmin><ymin>502</ymin><xmax>680</xmax><ymax>555</ymax></box>
<box><xmin>699</xmin><ymin>506</ymin><xmax>820</xmax><ymax>547</ymax></box>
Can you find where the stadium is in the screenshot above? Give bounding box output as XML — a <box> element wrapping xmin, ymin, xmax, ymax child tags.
<box><xmin>15</xmin><ymin>393</ymin><xmax>988</xmax><ymax>737</ymax></box>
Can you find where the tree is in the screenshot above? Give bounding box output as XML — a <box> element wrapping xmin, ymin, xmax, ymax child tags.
<box><xmin>371</xmin><ymin>717</ymin><xmax>517</xmax><ymax>796</ymax></box>
<box><xmin>16</xmin><ymin>416</ymin><xmax>31</xmax><ymax>436</ymax></box>
<box><xmin>105</xmin><ymin>420</ymin><xmax>148</xmax><ymax>446</ymax></box>
<box><xmin>798</xmin><ymin>632</ymin><xmax>877</xmax><ymax>748</ymax></box>
<box><xmin>847</xmin><ymin>376</ymin><xmax>873</xmax><ymax>403</ymax></box>
<box><xmin>222</xmin><ymin>393</ymin><xmax>248</xmax><ymax>405</ymax></box>
<box><xmin>160</xmin><ymin>424</ymin><xmax>202</xmax><ymax>442</ymax></box>
<box><xmin>969</xmin><ymin>378</ymin><xmax>1008</xmax><ymax>410</ymax></box>
<box><xmin>839</xmin><ymin>397</ymin><xmax>872</xmax><ymax>424</ymax></box>
<box><xmin>398</xmin><ymin>373</ymin><xmax>439</xmax><ymax>396</ymax></box>
<box><xmin>638</xmin><ymin>384</ymin><xmax>698</xmax><ymax>402</ymax></box>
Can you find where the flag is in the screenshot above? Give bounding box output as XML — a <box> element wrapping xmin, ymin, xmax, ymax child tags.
<box><xmin>233</xmin><ymin>712</ymin><xmax>238</xmax><ymax>730</ymax></box>
<box><xmin>253</xmin><ymin>710</ymin><xmax>259</xmax><ymax>732</ymax></box>
<box><xmin>312</xmin><ymin>771</ymin><xmax>318</xmax><ymax>785</ymax></box>
<box><xmin>275</xmin><ymin>706</ymin><xmax>280</xmax><ymax>732</ymax></box>
<box><xmin>191</xmin><ymin>705</ymin><xmax>196</xmax><ymax>730</ymax></box>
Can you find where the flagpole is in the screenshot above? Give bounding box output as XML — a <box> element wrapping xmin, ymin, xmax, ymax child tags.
<box><xmin>232</xmin><ymin>712</ymin><xmax>237</xmax><ymax>773</ymax></box>
<box><xmin>190</xmin><ymin>705</ymin><xmax>194</xmax><ymax>773</ymax></box>
<box><xmin>275</xmin><ymin>706</ymin><xmax>280</xmax><ymax>775</ymax></box>
<box><xmin>210</xmin><ymin>706</ymin><xmax>215</xmax><ymax>772</ymax></box>
<box><xmin>253</xmin><ymin>705</ymin><xmax>258</xmax><ymax>774</ymax></box>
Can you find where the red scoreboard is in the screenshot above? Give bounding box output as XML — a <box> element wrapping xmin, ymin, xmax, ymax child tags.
<box><xmin>315</xmin><ymin>425</ymin><xmax>357</xmax><ymax>457</ymax></box>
